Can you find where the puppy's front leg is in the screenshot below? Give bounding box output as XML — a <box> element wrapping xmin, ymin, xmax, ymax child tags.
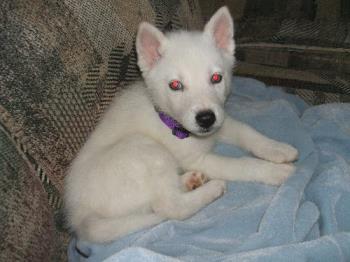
<box><xmin>193</xmin><ymin>154</ymin><xmax>295</xmax><ymax>185</ymax></box>
<box><xmin>219</xmin><ymin>117</ymin><xmax>298</xmax><ymax>164</ymax></box>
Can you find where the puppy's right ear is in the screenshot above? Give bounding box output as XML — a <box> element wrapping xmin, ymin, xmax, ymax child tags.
<box><xmin>136</xmin><ymin>22</ymin><xmax>166</xmax><ymax>74</ymax></box>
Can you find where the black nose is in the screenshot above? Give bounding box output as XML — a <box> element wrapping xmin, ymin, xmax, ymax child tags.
<box><xmin>196</xmin><ymin>110</ymin><xmax>216</xmax><ymax>129</ymax></box>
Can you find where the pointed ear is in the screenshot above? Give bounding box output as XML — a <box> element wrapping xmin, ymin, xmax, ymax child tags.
<box><xmin>136</xmin><ymin>22</ymin><xmax>166</xmax><ymax>73</ymax></box>
<box><xmin>204</xmin><ymin>6</ymin><xmax>235</xmax><ymax>55</ymax></box>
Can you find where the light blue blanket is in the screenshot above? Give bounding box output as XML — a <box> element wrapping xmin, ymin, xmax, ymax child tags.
<box><xmin>68</xmin><ymin>77</ymin><xmax>350</xmax><ymax>262</ymax></box>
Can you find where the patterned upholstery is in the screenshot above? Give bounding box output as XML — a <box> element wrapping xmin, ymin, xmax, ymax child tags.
<box><xmin>0</xmin><ymin>0</ymin><xmax>203</xmax><ymax>260</ymax></box>
<box><xmin>199</xmin><ymin>0</ymin><xmax>350</xmax><ymax>104</ymax></box>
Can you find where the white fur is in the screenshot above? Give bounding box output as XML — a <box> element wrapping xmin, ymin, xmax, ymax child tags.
<box><xmin>64</xmin><ymin>6</ymin><xmax>298</xmax><ymax>243</ymax></box>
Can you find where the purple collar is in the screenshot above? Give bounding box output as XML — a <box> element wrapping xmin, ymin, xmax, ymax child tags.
<box><xmin>158</xmin><ymin>111</ymin><xmax>190</xmax><ymax>139</ymax></box>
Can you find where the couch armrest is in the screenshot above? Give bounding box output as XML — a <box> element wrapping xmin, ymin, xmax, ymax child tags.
<box><xmin>0</xmin><ymin>126</ymin><xmax>69</xmax><ymax>261</ymax></box>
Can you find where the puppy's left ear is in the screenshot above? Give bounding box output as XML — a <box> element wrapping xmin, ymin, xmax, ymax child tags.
<box><xmin>204</xmin><ymin>6</ymin><xmax>235</xmax><ymax>56</ymax></box>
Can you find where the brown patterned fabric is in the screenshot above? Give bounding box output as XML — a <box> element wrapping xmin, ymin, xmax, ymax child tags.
<box><xmin>199</xmin><ymin>0</ymin><xmax>350</xmax><ymax>104</ymax></box>
<box><xmin>0</xmin><ymin>0</ymin><xmax>203</xmax><ymax>260</ymax></box>
<box><xmin>0</xmin><ymin>127</ymin><xmax>68</xmax><ymax>261</ymax></box>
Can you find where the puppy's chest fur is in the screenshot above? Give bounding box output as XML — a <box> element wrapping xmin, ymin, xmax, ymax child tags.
<box><xmin>86</xmin><ymin>83</ymin><xmax>217</xmax><ymax>168</ymax></box>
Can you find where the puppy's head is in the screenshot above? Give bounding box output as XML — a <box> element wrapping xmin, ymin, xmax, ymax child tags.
<box><xmin>136</xmin><ymin>7</ymin><xmax>235</xmax><ymax>136</ymax></box>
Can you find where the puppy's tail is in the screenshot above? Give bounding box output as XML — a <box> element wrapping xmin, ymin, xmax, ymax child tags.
<box><xmin>76</xmin><ymin>213</ymin><xmax>164</xmax><ymax>243</ymax></box>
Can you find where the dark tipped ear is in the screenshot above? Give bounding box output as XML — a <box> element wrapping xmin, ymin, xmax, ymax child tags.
<box><xmin>136</xmin><ymin>22</ymin><xmax>166</xmax><ymax>73</ymax></box>
<box><xmin>204</xmin><ymin>6</ymin><xmax>235</xmax><ymax>55</ymax></box>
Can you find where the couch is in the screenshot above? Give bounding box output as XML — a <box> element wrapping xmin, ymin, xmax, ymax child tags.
<box><xmin>1</xmin><ymin>0</ymin><xmax>349</xmax><ymax>261</ymax></box>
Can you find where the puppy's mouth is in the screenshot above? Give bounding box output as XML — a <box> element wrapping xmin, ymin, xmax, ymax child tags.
<box><xmin>192</xmin><ymin>126</ymin><xmax>219</xmax><ymax>136</ymax></box>
<box><xmin>199</xmin><ymin>127</ymin><xmax>213</xmax><ymax>134</ymax></box>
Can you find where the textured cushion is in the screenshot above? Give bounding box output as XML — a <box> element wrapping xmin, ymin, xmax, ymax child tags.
<box><xmin>0</xmin><ymin>127</ymin><xmax>68</xmax><ymax>261</ymax></box>
<box><xmin>0</xmin><ymin>0</ymin><xmax>203</xmax><ymax>260</ymax></box>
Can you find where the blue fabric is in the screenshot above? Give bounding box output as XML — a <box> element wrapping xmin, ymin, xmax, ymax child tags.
<box><xmin>68</xmin><ymin>77</ymin><xmax>350</xmax><ymax>262</ymax></box>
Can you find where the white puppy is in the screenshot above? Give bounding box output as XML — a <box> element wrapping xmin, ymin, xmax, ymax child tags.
<box><xmin>64</xmin><ymin>6</ymin><xmax>298</xmax><ymax>244</ymax></box>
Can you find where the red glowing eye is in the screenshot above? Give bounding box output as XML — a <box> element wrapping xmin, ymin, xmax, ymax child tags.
<box><xmin>169</xmin><ymin>80</ymin><xmax>183</xmax><ymax>91</ymax></box>
<box><xmin>211</xmin><ymin>73</ymin><xmax>222</xmax><ymax>84</ymax></box>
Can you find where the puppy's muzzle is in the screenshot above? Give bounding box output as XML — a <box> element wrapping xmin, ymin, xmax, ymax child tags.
<box><xmin>195</xmin><ymin>110</ymin><xmax>216</xmax><ymax>129</ymax></box>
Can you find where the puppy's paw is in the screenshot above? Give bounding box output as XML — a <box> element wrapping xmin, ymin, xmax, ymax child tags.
<box><xmin>255</xmin><ymin>141</ymin><xmax>299</xmax><ymax>164</ymax></box>
<box><xmin>263</xmin><ymin>163</ymin><xmax>296</xmax><ymax>186</ymax></box>
<box><xmin>182</xmin><ymin>171</ymin><xmax>209</xmax><ymax>191</ymax></box>
<box><xmin>206</xmin><ymin>180</ymin><xmax>226</xmax><ymax>198</ymax></box>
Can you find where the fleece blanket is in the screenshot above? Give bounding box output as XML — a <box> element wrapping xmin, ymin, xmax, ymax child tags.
<box><xmin>68</xmin><ymin>77</ymin><xmax>350</xmax><ymax>262</ymax></box>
